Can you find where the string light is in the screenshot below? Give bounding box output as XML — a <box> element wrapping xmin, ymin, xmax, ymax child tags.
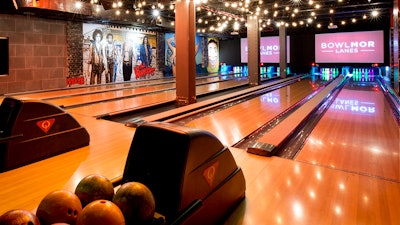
<box><xmin>83</xmin><ymin>0</ymin><xmax>388</xmax><ymax>33</ymax></box>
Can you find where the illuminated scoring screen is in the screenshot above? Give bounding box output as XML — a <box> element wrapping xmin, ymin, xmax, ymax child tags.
<box><xmin>315</xmin><ymin>30</ymin><xmax>384</xmax><ymax>63</ymax></box>
<box><xmin>241</xmin><ymin>36</ymin><xmax>290</xmax><ymax>63</ymax></box>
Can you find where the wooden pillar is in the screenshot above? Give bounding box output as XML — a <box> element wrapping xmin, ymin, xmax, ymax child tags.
<box><xmin>247</xmin><ymin>15</ymin><xmax>261</xmax><ymax>86</ymax></box>
<box><xmin>175</xmin><ymin>0</ymin><xmax>196</xmax><ymax>106</ymax></box>
<box><xmin>279</xmin><ymin>25</ymin><xmax>287</xmax><ymax>78</ymax></box>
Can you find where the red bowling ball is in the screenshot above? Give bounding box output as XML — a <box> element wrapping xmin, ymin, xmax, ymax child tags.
<box><xmin>113</xmin><ymin>182</ymin><xmax>155</xmax><ymax>225</ymax></box>
<box><xmin>74</xmin><ymin>174</ymin><xmax>115</xmax><ymax>207</ymax></box>
<box><xmin>36</xmin><ymin>190</ymin><xmax>82</xmax><ymax>225</ymax></box>
<box><xmin>0</xmin><ymin>209</ymin><xmax>40</xmax><ymax>225</ymax></box>
<box><xmin>76</xmin><ymin>200</ymin><xmax>125</xmax><ymax>225</ymax></box>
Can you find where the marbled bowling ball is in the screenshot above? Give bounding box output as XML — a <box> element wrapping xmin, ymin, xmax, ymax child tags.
<box><xmin>0</xmin><ymin>209</ymin><xmax>40</xmax><ymax>225</ymax></box>
<box><xmin>74</xmin><ymin>174</ymin><xmax>115</xmax><ymax>207</ymax></box>
<box><xmin>113</xmin><ymin>182</ymin><xmax>155</xmax><ymax>225</ymax></box>
<box><xmin>76</xmin><ymin>200</ymin><xmax>125</xmax><ymax>225</ymax></box>
<box><xmin>36</xmin><ymin>190</ymin><xmax>82</xmax><ymax>225</ymax></box>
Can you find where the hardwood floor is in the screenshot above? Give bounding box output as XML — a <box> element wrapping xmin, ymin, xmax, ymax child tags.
<box><xmin>0</xmin><ymin>78</ymin><xmax>399</xmax><ymax>224</ymax></box>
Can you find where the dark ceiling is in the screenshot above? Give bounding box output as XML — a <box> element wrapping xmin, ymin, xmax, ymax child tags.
<box><xmin>0</xmin><ymin>0</ymin><xmax>394</xmax><ymax>35</ymax></box>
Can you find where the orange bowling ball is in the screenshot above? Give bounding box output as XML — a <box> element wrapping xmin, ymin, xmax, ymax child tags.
<box><xmin>76</xmin><ymin>200</ymin><xmax>125</xmax><ymax>225</ymax></box>
<box><xmin>74</xmin><ymin>174</ymin><xmax>115</xmax><ymax>207</ymax></box>
<box><xmin>36</xmin><ymin>190</ymin><xmax>82</xmax><ymax>225</ymax></box>
<box><xmin>0</xmin><ymin>209</ymin><xmax>40</xmax><ymax>225</ymax></box>
<box><xmin>113</xmin><ymin>182</ymin><xmax>155</xmax><ymax>225</ymax></box>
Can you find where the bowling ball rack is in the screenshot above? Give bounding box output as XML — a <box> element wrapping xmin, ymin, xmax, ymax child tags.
<box><xmin>116</xmin><ymin>122</ymin><xmax>246</xmax><ymax>225</ymax></box>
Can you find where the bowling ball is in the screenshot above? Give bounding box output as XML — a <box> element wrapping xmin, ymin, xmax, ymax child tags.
<box><xmin>76</xmin><ymin>200</ymin><xmax>125</xmax><ymax>225</ymax></box>
<box><xmin>0</xmin><ymin>209</ymin><xmax>40</xmax><ymax>225</ymax></box>
<box><xmin>74</xmin><ymin>174</ymin><xmax>115</xmax><ymax>207</ymax></box>
<box><xmin>113</xmin><ymin>182</ymin><xmax>155</xmax><ymax>225</ymax></box>
<box><xmin>36</xmin><ymin>190</ymin><xmax>82</xmax><ymax>225</ymax></box>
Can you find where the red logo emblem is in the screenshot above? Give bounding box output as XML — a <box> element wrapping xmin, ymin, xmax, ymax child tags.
<box><xmin>203</xmin><ymin>161</ymin><xmax>219</xmax><ymax>187</ymax></box>
<box><xmin>36</xmin><ymin>118</ymin><xmax>55</xmax><ymax>133</ymax></box>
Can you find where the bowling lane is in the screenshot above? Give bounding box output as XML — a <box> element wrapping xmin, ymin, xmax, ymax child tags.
<box><xmin>10</xmin><ymin>78</ymin><xmax>173</xmax><ymax>100</ymax></box>
<box><xmin>223</xmin><ymin>151</ymin><xmax>400</xmax><ymax>225</ymax></box>
<box><xmin>47</xmin><ymin>75</ymin><xmax>247</xmax><ymax>108</ymax></box>
<box><xmin>10</xmin><ymin>74</ymin><xmax>236</xmax><ymax>101</ymax></box>
<box><xmin>179</xmin><ymin>78</ymin><xmax>324</xmax><ymax>146</ymax></box>
<box><xmin>67</xmin><ymin>78</ymin><xmax>249</xmax><ymax>117</ymax></box>
<box><xmin>295</xmin><ymin>80</ymin><xmax>400</xmax><ymax>181</ymax></box>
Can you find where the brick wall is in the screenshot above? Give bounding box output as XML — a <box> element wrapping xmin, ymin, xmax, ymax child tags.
<box><xmin>0</xmin><ymin>14</ymin><xmax>67</xmax><ymax>94</ymax></box>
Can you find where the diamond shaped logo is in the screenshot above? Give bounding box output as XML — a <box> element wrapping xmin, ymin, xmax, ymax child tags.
<box><xmin>203</xmin><ymin>161</ymin><xmax>219</xmax><ymax>187</ymax></box>
<box><xmin>36</xmin><ymin>118</ymin><xmax>55</xmax><ymax>134</ymax></box>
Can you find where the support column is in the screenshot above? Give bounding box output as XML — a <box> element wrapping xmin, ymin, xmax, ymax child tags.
<box><xmin>279</xmin><ymin>25</ymin><xmax>287</xmax><ymax>78</ymax></box>
<box><xmin>175</xmin><ymin>0</ymin><xmax>196</xmax><ymax>106</ymax></box>
<box><xmin>247</xmin><ymin>15</ymin><xmax>260</xmax><ymax>86</ymax></box>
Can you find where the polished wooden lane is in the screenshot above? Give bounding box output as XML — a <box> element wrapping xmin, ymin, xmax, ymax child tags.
<box><xmin>67</xmin><ymin>79</ymin><xmax>248</xmax><ymax>117</ymax></box>
<box><xmin>254</xmin><ymin>77</ymin><xmax>343</xmax><ymax>147</ymax></box>
<box><xmin>224</xmin><ymin>152</ymin><xmax>400</xmax><ymax>225</ymax></box>
<box><xmin>49</xmin><ymin>82</ymin><xmax>176</xmax><ymax>108</ymax></box>
<box><xmin>182</xmin><ymin>78</ymin><xmax>320</xmax><ymax>146</ymax></box>
<box><xmin>10</xmin><ymin>79</ymin><xmax>170</xmax><ymax>100</ymax></box>
<box><xmin>1</xmin><ymin>83</ymin><xmax>400</xmax><ymax>224</ymax></box>
<box><xmin>47</xmin><ymin>76</ymin><xmax>246</xmax><ymax>108</ymax></box>
<box><xmin>10</xmin><ymin>75</ymin><xmax>235</xmax><ymax>101</ymax></box>
<box><xmin>296</xmin><ymin>81</ymin><xmax>400</xmax><ymax>181</ymax></box>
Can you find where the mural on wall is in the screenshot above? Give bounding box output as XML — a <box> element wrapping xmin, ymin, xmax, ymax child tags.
<box><xmin>164</xmin><ymin>33</ymin><xmax>204</xmax><ymax>77</ymax></box>
<box><xmin>83</xmin><ymin>23</ymin><xmax>157</xmax><ymax>85</ymax></box>
<box><xmin>207</xmin><ymin>38</ymin><xmax>219</xmax><ymax>73</ymax></box>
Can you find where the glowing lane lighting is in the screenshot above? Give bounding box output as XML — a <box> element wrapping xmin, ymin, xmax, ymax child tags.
<box><xmin>276</xmin><ymin>215</ymin><xmax>283</xmax><ymax>224</ymax></box>
<box><xmin>364</xmin><ymin>195</ymin><xmax>369</xmax><ymax>203</ymax></box>
<box><xmin>370</xmin><ymin>146</ymin><xmax>382</xmax><ymax>154</ymax></box>
<box><xmin>316</xmin><ymin>171</ymin><xmax>322</xmax><ymax>180</ymax></box>
<box><xmin>335</xmin><ymin>205</ymin><xmax>342</xmax><ymax>215</ymax></box>
<box><xmin>287</xmin><ymin>178</ymin><xmax>291</xmax><ymax>187</ymax></box>
<box><xmin>292</xmin><ymin>201</ymin><xmax>303</xmax><ymax>218</ymax></box>
<box><xmin>309</xmin><ymin>190</ymin><xmax>316</xmax><ymax>199</ymax></box>
<box><xmin>294</xmin><ymin>164</ymin><xmax>300</xmax><ymax>174</ymax></box>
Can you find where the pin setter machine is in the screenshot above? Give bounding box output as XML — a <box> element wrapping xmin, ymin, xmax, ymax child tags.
<box><xmin>121</xmin><ymin>122</ymin><xmax>246</xmax><ymax>225</ymax></box>
<box><xmin>0</xmin><ymin>97</ymin><xmax>90</xmax><ymax>172</ymax></box>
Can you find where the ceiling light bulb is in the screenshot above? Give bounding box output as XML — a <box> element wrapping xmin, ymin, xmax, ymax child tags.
<box><xmin>75</xmin><ymin>1</ymin><xmax>82</xmax><ymax>9</ymax></box>
<box><xmin>152</xmin><ymin>9</ymin><xmax>160</xmax><ymax>17</ymax></box>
